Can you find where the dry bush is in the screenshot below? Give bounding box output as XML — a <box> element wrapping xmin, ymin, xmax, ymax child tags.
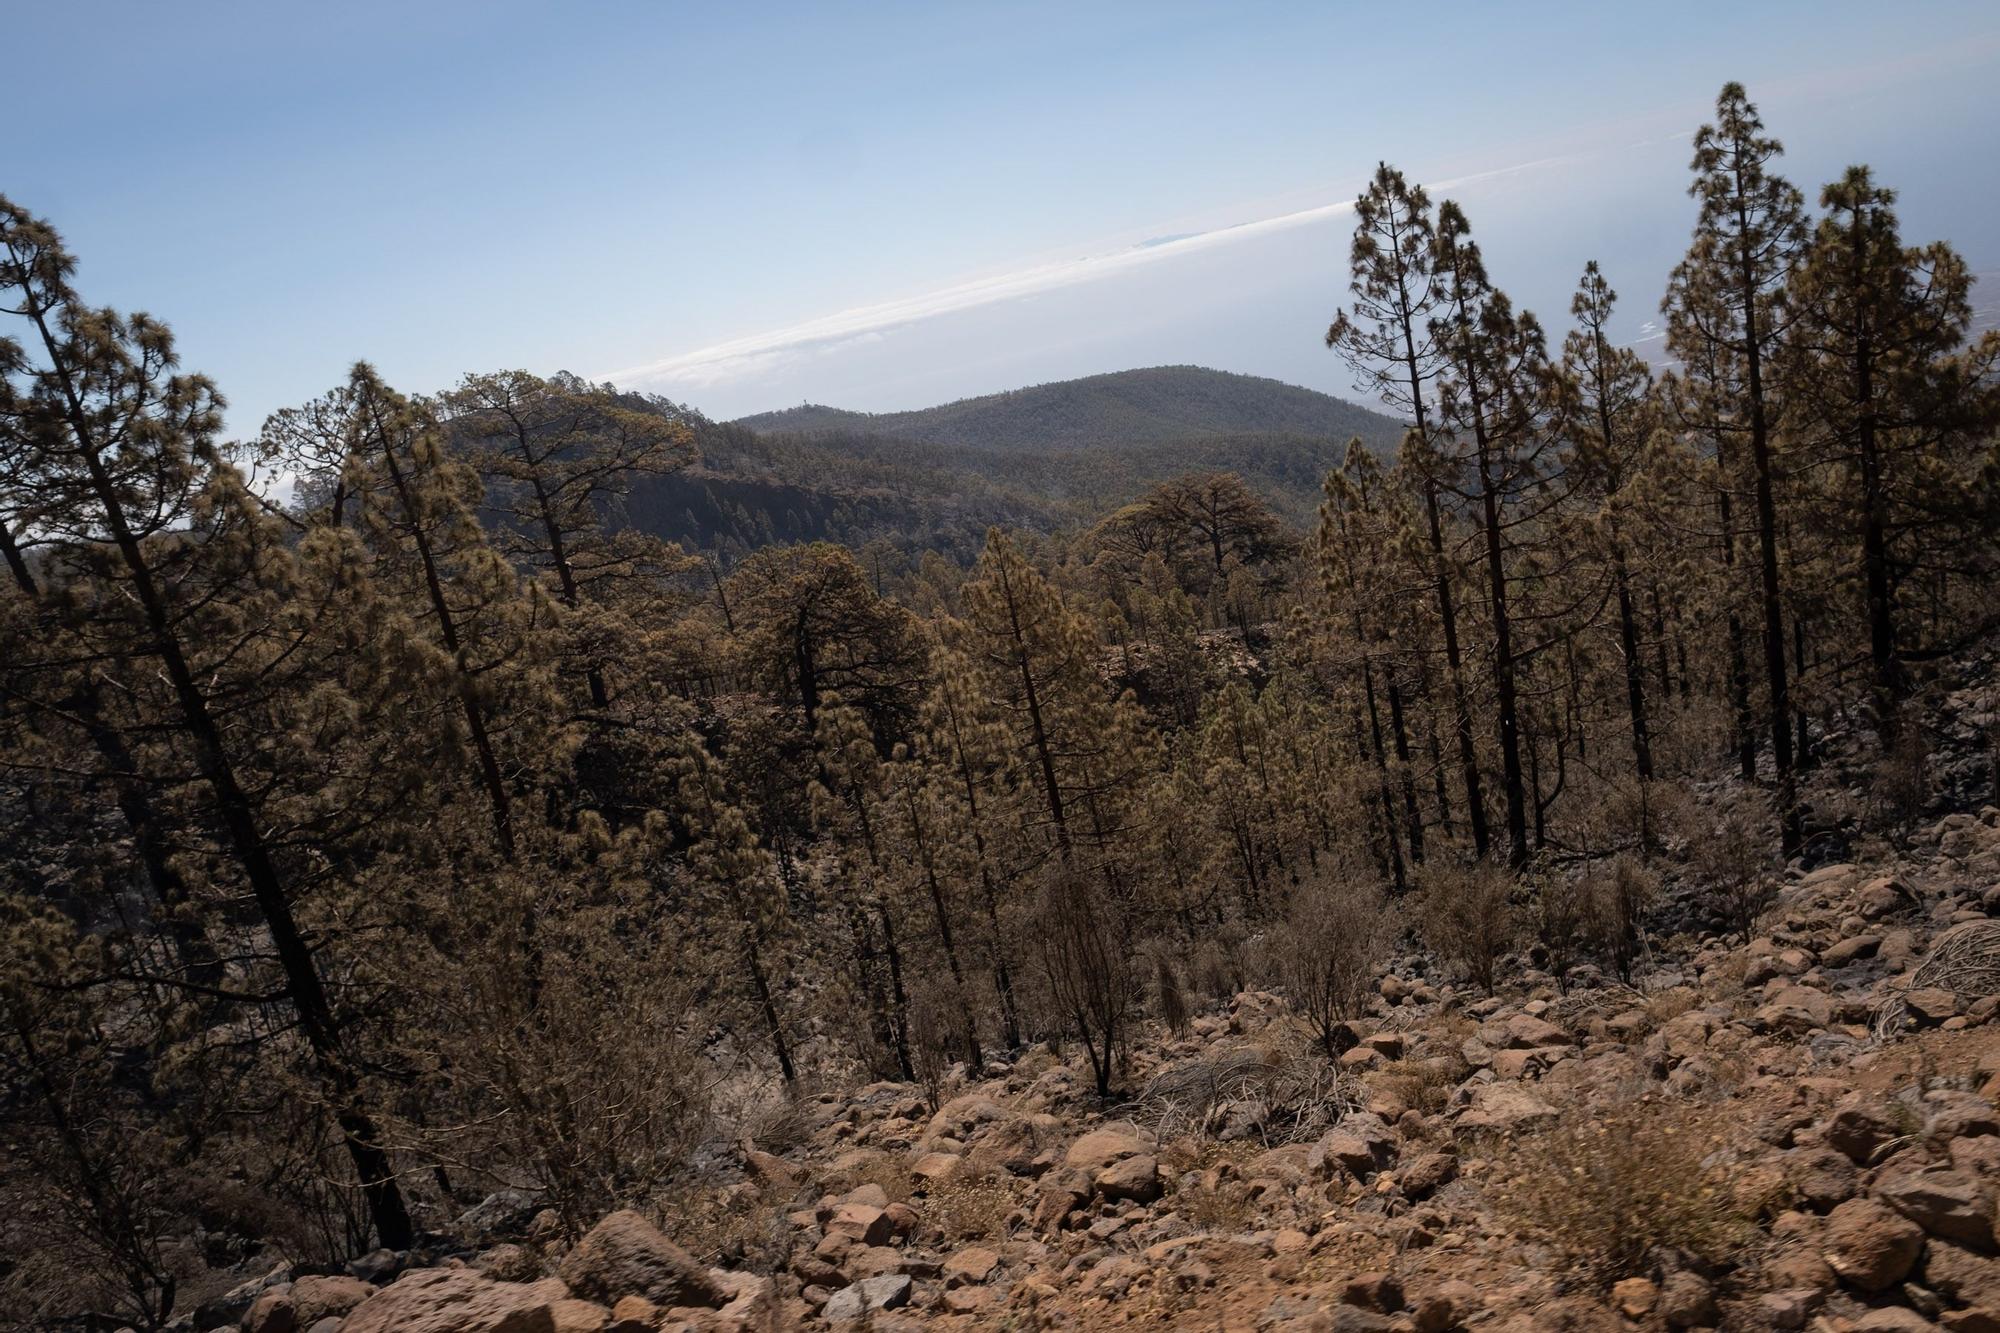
<box><xmin>1869</xmin><ymin>718</ymin><xmax>1931</xmax><ymax>845</ymax></box>
<box><xmin>1527</xmin><ymin>869</ymin><xmax>1588</xmax><ymax>990</ymax></box>
<box><xmin>1576</xmin><ymin>774</ymin><xmax>1697</xmax><ymax>859</ymax></box>
<box><xmin>1276</xmin><ymin>870</ymin><xmax>1393</xmax><ymax>1059</ymax></box>
<box><xmin>1134</xmin><ymin>1031</ymin><xmax>1360</xmax><ymax>1146</ymax></box>
<box><xmin>739</xmin><ymin>1091</ymin><xmax>815</xmax><ymax>1158</ymax></box>
<box><xmin>654</xmin><ymin>1187</ymin><xmax>787</xmax><ymax>1272</ymax></box>
<box><xmin>840</xmin><ymin>1151</ymin><xmax>917</xmax><ymax>1205</ymax></box>
<box><xmin>1033</xmin><ymin>871</ymin><xmax>1134</xmax><ymax>1099</ymax></box>
<box><xmin>1686</xmin><ymin>790</ymin><xmax>1777</xmax><ymax>940</ymax></box>
<box><xmin>1158</xmin><ymin>1140</ymin><xmax>1266</xmax><ymax>1231</ymax></box>
<box><xmin>1174</xmin><ymin>1176</ymin><xmax>1261</xmax><ymax>1231</ymax></box>
<box><xmin>1642</xmin><ymin>986</ymin><xmax>1701</xmax><ymax>1029</ymax></box>
<box><xmin>1486</xmin><ymin>1097</ymin><xmax>1754</xmax><ymax>1283</ymax></box>
<box><xmin>1188</xmin><ymin>923</ymin><xmax>1252</xmax><ymax>1007</ymax></box>
<box><xmin>1369</xmin><ymin>1052</ymin><xmax>1472</xmax><ymax>1119</ymax></box>
<box><xmin>423</xmin><ymin>878</ymin><xmax>712</xmax><ymax>1236</ymax></box>
<box><xmin>1583</xmin><ymin>854</ymin><xmax>1659</xmax><ymax>982</ymax></box>
<box><xmin>1416</xmin><ymin>859</ymin><xmax>1518</xmax><ymax>994</ymax></box>
<box><xmin>920</xmin><ymin>1171</ymin><xmax>1017</xmax><ymax>1243</ymax></box>
<box><xmin>905</xmin><ymin>981</ymin><xmax>959</xmax><ymax>1114</ymax></box>
<box><xmin>1876</xmin><ymin>920</ymin><xmax>2000</xmax><ymax>1038</ymax></box>
<box><xmin>1147</xmin><ymin>943</ymin><xmax>1192</xmax><ymax>1034</ymax></box>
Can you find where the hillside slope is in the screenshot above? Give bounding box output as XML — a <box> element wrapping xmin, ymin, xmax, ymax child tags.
<box><xmin>622</xmin><ymin>367</ymin><xmax>1404</xmax><ymax>557</ymax></box>
<box><xmin>731</xmin><ymin>365</ymin><xmax>1396</xmax><ymax>453</ymax></box>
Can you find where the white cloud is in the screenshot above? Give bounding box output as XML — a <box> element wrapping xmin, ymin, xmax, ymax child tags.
<box><xmin>600</xmin><ymin>150</ymin><xmax>1597</xmax><ymax>392</ymax></box>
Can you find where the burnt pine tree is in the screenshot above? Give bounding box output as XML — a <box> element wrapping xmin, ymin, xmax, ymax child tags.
<box><xmin>0</xmin><ymin>198</ymin><xmax>414</xmax><ymax>1249</ymax></box>
<box><xmin>1560</xmin><ymin>263</ymin><xmax>1658</xmax><ymax>790</ymax></box>
<box><xmin>1326</xmin><ymin>163</ymin><xmax>1484</xmax><ymax>854</ymax></box>
<box><xmin>1430</xmin><ymin>199</ymin><xmax>1560</xmax><ymax>869</ymax></box>
<box><xmin>1666</xmin><ymin>82</ymin><xmax>1810</xmax><ymax>852</ymax></box>
<box><xmin>1783</xmin><ymin>167</ymin><xmax>2000</xmax><ymax>735</ymax></box>
<box><xmin>440</xmin><ymin>370</ymin><xmax>695</xmax><ymax>711</ymax></box>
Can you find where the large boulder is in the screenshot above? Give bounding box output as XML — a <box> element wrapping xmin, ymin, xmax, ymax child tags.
<box><xmin>824</xmin><ymin>1203</ymin><xmax>893</xmax><ymax>1247</ymax></box>
<box><xmin>1824</xmin><ymin>1198</ymin><xmax>1926</xmax><ymax>1292</ymax></box>
<box><xmin>1826</xmin><ymin>1099</ymin><xmax>1906</xmax><ymax>1166</ymax></box>
<box><xmin>1064</xmin><ymin>1126</ymin><xmax>1149</xmax><ymax>1174</ymax></box>
<box><xmin>1503</xmin><ymin>1014</ymin><xmax>1572</xmax><ymax>1048</ymax></box>
<box><xmin>942</xmin><ymin>1246</ymin><xmax>1001</xmax><ymax>1287</ymax></box>
<box><xmin>1095</xmin><ymin>1153</ymin><xmax>1162</xmax><ymax>1203</ymax></box>
<box><xmin>1875</xmin><ymin>1162</ymin><xmax>1996</xmax><ymax>1249</ymax></box>
<box><xmin>1756</xmin><ymin>984</ymin><xmax>1834</xmax><ymax>1034</ymax></box>
<box><xmin>821</xmin><ymin>1274</ymin><xmax>911</xmax><ymax>1323</ymax></box>
<box><xmin>964</xmin><ymin>1114</ymin><xmax>1059</xmax><ymax>1177</ymax></box>
<box><xmin>1456</xmin><ymin>1083</ymin><xmax>1558</xmax><ymax>1134</ymax></box>
<box><xmin>341</xmin><ymin>1268</ymin><xmax>569</xmax><ymax>1333</ymax></box>
<box><xmin>557</xmin><ymin>1211</ymin><xmax>725</xmax><ymax>1309</ymax></box>
<box><xmin>926</xmin><ymin>1094</ymin><xmax>1007</xmax><ymax>1145</ymax></box>
<box><xmin>289</xmin><ymin>1275</ymin><xmax>374</xmax><ymax>1327</ymax></box>
<box><xmin>1923</xmin><ymin>1241</ymin><xmax>2000</xmax><ymax>1307</ymax></box>
<box><xmin>1788</xmin><ymin>1147</ymin><xmax>1861</xmax><ymax>1211</ymax></box>
<box><xmin>1309</xmin><ymin>1114</ymin><xmax>1397</xmax><ymax>1179</ymax></box>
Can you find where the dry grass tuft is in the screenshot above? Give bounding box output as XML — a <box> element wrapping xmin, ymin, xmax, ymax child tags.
<box><xmin>1485</xmin><ymin>1097</ymin><xmax>1755</xmax><ymax>1283</ymax></box>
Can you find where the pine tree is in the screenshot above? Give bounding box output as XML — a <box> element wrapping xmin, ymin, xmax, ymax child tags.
<box><xmin>1560</xmin><ymin>263</ymin><xmax>1659</xmax><ymax>793</ymax></box>
<box><xmin>1665</xmin><ymin>82</ymin><xmax>1810</xmax><ymax>851</ymax></box>
<box><xmin>0</xmin><ymin>196</ymin><xmax>414</xmax><ymax>1248</ymax></box>
<box><xmin>1430</xmin><ymin>199</ymin><xmax>1560</xmax><ymax>869</ymax></box>
<box><xmin>440</xmin><ymin>370</ymin><xmax>695</xmax><ymax>710</ymax></box>
<box><xmin>1783</xmin><ymin>167</ymin><xmax>2000</xmax><ymax>732</ymax></box>
<box><xmin>1326</xmin><ymin>163</ymin><xmax>1488</xmax><ymax>857</ymax></box>
<box><xmin>919</xmin><ymin>639</ymin><xmax>1028</xmax><ymax>1047</ymax></box>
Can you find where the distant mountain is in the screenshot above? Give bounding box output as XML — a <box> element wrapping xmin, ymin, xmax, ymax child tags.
<box><xmin>616</xmin><ymin>367</ymin><xmax>1404</xmax><ymax>561</ymax></box>
<box><xmin>732</xmin><ymin>365</ymin><xmax>1398</xmax><ymax>452</ymax></box>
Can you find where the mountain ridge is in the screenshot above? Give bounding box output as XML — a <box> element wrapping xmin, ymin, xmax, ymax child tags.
<box><xmin>730</xmin><ymin>365</ymin><xmax>1399</xmax><ymax>453</ymax></box>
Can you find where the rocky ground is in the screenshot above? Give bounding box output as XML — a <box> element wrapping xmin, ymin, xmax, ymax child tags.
<box><xmin>172</xmin><ymin>657</ymin><xmax>2000</xmax><ymax>1333</ymax></box>
<box><xmin>179</xmin><ymin>798</ymin><xmax>2000</xmax><ymax>1333</ymax></box>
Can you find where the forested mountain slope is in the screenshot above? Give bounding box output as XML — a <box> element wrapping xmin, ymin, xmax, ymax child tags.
<box><xmin>622</xmin><ymin>368</ymin><xmax>1403</xmax><ymax>557</ymax></box>
<box><xmin>730</xmin><ymin>365</ymin><xmax>1398</xmax><ymax>452</ymax></box>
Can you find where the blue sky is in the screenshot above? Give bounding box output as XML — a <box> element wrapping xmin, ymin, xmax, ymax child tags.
<box><xmin>10</xmin><ymin>2</ymin><xmax>1999</xmax><ymax>433</ymax></box>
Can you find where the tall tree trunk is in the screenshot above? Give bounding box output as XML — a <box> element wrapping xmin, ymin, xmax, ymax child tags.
<box><xmin>1717</xmin><ymin>444</ymin><xmax>1759</xmax><ymax>782</ymax></box>
<box><xmin>1734</xmin><ymin>187</ymin><xmax>1800</xmax><ymax>854</ymax></box>
<box><xmin>1384</xmin><ymin>666</ymin><xmax>1425</xmax><ymax>865</ymax></box>
<box><xmin>1612</xmin><ymin>545</ymin><xmax>1655</xmax><ymax>783</ymax></box>
<box><xmin>1851</xmin><ymin>204</ymin><xmax>1900</xmax><ymax>736</ymax></box>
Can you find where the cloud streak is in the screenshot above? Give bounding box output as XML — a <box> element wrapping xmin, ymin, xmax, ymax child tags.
<box><xmin>600</xmin><ymin>148</ymin><xmax>1601</xmax><ymax>392</ymax></box>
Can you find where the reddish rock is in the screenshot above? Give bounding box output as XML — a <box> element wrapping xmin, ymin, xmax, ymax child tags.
<box><xmin>1875</xmin><ymin>1161</ymin><xmax>1995</xmax><ymax>1248</ymax></box>
<box><xmin>942</xmin><ymin>1245</ymin><xmax>1000</xmax><ymax>1287</ymax></box>
<box><xmin>557</xmin><ymin>1211</ymin><xmax>724</xmax><ymax>1309</ymax></box>
<box><xmin>1096</xmin><ymin>1153</ymin><xmax>1163</xmax><ymax>1203</ymax></box>
<box><xmin>1824</xmin><ymin>1197</ymin><xmax>1926</xmax><ymax>1292</ymax></box>
<box><xmin>825</xmin><ymin>1203</ymin><xmax>893</xmax><ymax>1247</ymax></box>
<box><xmin>342</xmin><ymin>1268</ymin><xmax>570</xmax><ymax>1333</ymax></box>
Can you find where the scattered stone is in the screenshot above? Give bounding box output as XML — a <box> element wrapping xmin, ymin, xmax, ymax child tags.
<box><xmin>1341</xmin><ymin>1272</ymin><xmax>1403</xmax><ymax>1312</ymax></box>
<box><xmin>1876</xmin><ymin>1162</ymin><xmax>1995</xmax><ymax>1248</ymax></box>
<box><xmin>1611</xmin><ymin>1276</ymin><xmax>1658</xmax><ymax>1319</ymax></box>
<box><xmin>1456</xmin><ymin>1083</ymin><xmax>1558</xmax><ymax>1133</ymax></box>
<box><xmin>942</xmin><ymin>1245</ymin><xmax>1000</xmax><ymax>1286</ymax></box>
<box><xmin>1790</xmin><ymin>1146</ymin><xmax>1862</xmax><ymax>1210</ymax></box>
<box><xmin>557</xmin><ymin>1210</ymin><xmax>725</xmax><ymax>1309</ymax></box>
<box><xmin>1096</xmin><ymin>1152</ymin><xmax>1163</xmax><ymax>1203</ymax></box>
<box><xmin>1825</xmin><ymin>1197</ymin><xmax>1927</xmax><ymax>1292</ymax></box>
<box><xmin>1658</xmin><ymin>1270</ymin><xmax>1717</xmax><ymax>1328</ymax></box>
<box><xmin>821</xmin><ymin>1273</ymin><xmax>912</xmax><ymax>1322</ymax></box>
<box><xmin>1909</xmin><ymin>988</ymin><xmax>1964</xmax><ymax>1025</ymax></box>
<box><xmin>1828</xmin><ymin>1100</ymin><xmax>1907</xmax><ymax>1165</ymax></box>
<box><xmin>342</xmin><ymin>1269</ymin><xmax>570</xmax><ymax>1333</ymax></box>
<box><xmin>826</xmin><ymin>1202</ymin><xmax>894</xmax><ymax>1247</ymax></box>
